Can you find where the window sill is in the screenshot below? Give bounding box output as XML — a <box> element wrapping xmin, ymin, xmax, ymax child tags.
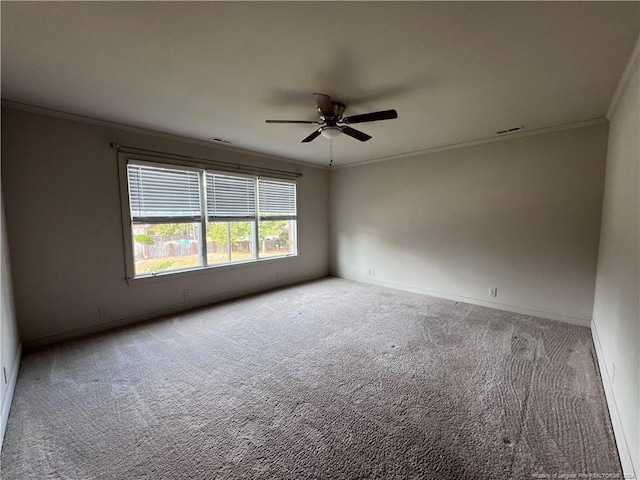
<box><xmin>126</xmin><ymin>254</ymin><xmax>298</xmax><ymax>287</ymax></box>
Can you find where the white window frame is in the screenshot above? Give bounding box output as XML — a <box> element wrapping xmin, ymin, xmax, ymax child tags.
<box><xmin>118</xmin><ymin>155</ymin><xmax>298</xmax><ymax>282</ymax></box>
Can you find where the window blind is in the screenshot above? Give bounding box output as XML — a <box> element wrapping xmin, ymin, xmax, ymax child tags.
<box><xmin>206</xmin><ymin>173</ymin><xmax>256</xmax><ymax>220</ymax></box>
<box><xmin>258</xmin><ymin>179</ymin><xmax>297</xmax><ymax>218</ymax></box>
<box><xmin>127</xmin><ymin>164</ymin><xmax>201</xmax><ymax>220</ymax></box>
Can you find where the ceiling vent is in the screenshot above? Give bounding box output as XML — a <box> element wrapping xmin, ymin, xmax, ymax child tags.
<box><xmin>495</xmin><ymin>126</ymin><xmax>524</xmax><ymax>135</ymax></box>
<box><xmin>208</xmin><ymin>137</ymin><xmax>231</xmax><ymax>144</ymax></box>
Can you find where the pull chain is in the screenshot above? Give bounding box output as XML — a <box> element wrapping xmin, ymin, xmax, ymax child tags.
<box><xmin>329</xmin><ymin>135</ymin><xmax>333</xmax><ymax>167</ymax></box>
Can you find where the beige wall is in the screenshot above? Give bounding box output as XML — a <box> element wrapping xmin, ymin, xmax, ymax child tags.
<box><xmin>1</xmin><ymin>107</ymin><xmax>330</xmax><ymax>345</ymax></box>
<box><xmin>1</xmin><ymin>188</ymin><xmax>21</xmax><ymax>449</ymax></box>
<box><xmin>592</xmin><ymin>58</ymin><xmax>639</xmax><ymax>477</ymax></box>
<box><xmin>330</xmin><ymin>124</ymin><xmax>608</xmax><ymax>324</ymax></box>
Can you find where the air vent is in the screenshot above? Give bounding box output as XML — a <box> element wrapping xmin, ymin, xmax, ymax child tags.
<box><xmin>208</xmin><ymin>137</ymin><xmax>231</xmax><ymax>144</ymax></box>
<box><xmin>495</xmin><ymin>126</ymin><xmax>524</xmax><ymax>135</ymax></box>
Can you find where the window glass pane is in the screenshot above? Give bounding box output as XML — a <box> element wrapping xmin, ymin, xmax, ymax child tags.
<box><xmin>206</xmin><ymin>221</ymin><xmax>255</xmax><ymax>265</ymax></box>
<box><xmin>133</xmin><ymin>222</ymin><xmax>201</xmax><ymax>276</ymax></box>
<box><xmin>258</xmin><ymin>220</ymin><xmax>296</xmax><ymax>258</ymax></box>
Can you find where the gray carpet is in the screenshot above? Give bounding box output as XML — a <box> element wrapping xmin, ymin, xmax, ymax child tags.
<box><xmin>1</xmin><ymin>277</ymin><xmax>621</xmax><ymax>479</ymax></box>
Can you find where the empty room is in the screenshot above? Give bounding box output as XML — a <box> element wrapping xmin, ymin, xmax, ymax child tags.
<box><xmin>1</xmin><ymin>2</ymin><xmax>638</xmax><ymax>479</ymax></box>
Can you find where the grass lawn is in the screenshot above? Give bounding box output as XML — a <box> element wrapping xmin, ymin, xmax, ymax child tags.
<box><xmin>135</xmin><ymin>250</ymin><xmax>288</xmax><ymax>275</ymax></box>
<box><xmin>135</xmin><ymin>255</ymin><xmax>200</xmax><ymax>275</ymax></box>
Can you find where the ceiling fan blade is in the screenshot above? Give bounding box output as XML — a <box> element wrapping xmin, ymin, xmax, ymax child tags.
<box><xmin>341</xmin><ymin>126</ymin><xmax>372</xmax><ymax>142</ymax></box>
<box><xmin>342</xmin><ymin>109</ymin><xmax>398</xmax><ymax>124</ymax></box>
<box><xmin>301</xmin><ymin>128</ymin><xmax>322</xmax><ymax>143</ymax></box>
<box><xmin>266</xmin><ymin>120</ymin><xmax>320</xmax><ymax>124</ymax></box>
<box><xmin>313</xmin><ymin>93</ymin><xmax>334</xmax><ymax>117</ymax></box>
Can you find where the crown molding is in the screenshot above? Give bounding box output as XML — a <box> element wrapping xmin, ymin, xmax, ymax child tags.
<box><xmin>0</xmin><ymin>100</ymin><xmax>329</xmax><ymax>171</ymax></box>
<box><xmin>1</xmin><ymin>100</ymin><xmax>610</xmax><ymax>172</ymax></box>
<box><xmin>332</xmin><ymin>117</ymin><xmax>608</xmax><ymax>170</ymax></box>
<box><xmin>607</xmin><ymin>33</ymin><xmax>640</xmax><ymax>121</ymax></box>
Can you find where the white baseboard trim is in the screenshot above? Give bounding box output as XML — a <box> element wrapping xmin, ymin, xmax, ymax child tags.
<box><xmin>591</xmin><ymin>319</ymin><xmax>637</xmax><ymax>480</ymax></box>
<box><xmin>1</xmin><ymin>342</ymin><xmax>22</xmax><ymax>453</ymax></box>
<box><xmin>23</xmin><ymin>274</ymin><xmax>326</xmax><ymax>348</ymax></box>
<box><xmin>334</xmin><ymin>272</ymin><xmax>591</xmax><ymax>327</ymax></box>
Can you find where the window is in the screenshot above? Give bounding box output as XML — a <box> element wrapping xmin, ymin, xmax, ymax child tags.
<box><xmin>206</xmin><ymin>173</ymin><xmax>256</xmax><ymax>265</ymax></box>
<box><xmin>124</xmin><ymin>160</ymin><xmax>297</xmax><ymax>279</ymax></box>
<box><xmin>258</xmin><ymin>179</ymin><xmax>297</xmax><ymax>258</ymax></box>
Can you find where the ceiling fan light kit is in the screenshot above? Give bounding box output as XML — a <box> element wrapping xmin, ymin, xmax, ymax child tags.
<box><xmin>320</xmin><ymin>127</ymin><xmax>342</xmax><ymax>139</ymax></box>
<box><xmin>265</xmin><ymin>93</ymin><xmax>398</xmax><ymax>143</ymax></box>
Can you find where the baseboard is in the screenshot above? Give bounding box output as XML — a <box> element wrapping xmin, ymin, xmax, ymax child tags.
<box><xmin>591</xmin><ymin>319</ymin><xmax>637</xmax><ymax>480</ymax></box>
<box><xmin>23</xmin><ymin>273</ymin><xmax>326</xmax><ymax>348</ymax></box>
<box><xmin>334</xmin><ymin>272</ymin><xmax>591</xmax><ymax>327</ymax></box>
<box><xmin>1</xmin><ymin>342</ymin><xmax>22</xmax><ymax>453</ymax></box>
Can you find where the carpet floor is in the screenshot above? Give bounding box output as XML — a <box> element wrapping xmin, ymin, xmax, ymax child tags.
<box><xmin>1</xmin><ymin>277</ymin><xmax>621</xmax><ymax>479</ymax></box>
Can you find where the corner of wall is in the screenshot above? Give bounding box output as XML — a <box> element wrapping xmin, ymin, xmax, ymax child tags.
<box><xmin>592</xmin><ymin>34</ymin><xmax>640</xmax><ymax>479</ymax></box>
<box><xmin>0</xmin><ymin>343</ymin><xmax>21</xmax><ymax>452</ymax></box>
<box><xmin>607</xmin><ymin>34</ymin><xmax>640</xmax><ymax>120</ymax></box>
<box><xmin>590</xmin><ymin>320</ymin><xmax>636</xmax><ymax>479</ymax></box>
<box><xmin>1</xmin><ymin>184</ymin><xmax>23</xmax><ymax>453</ymax></box>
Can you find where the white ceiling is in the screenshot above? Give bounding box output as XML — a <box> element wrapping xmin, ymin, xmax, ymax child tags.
<box><xmin>1</xmin><ymin>2</ymin><xmax>638</xmax><ymax>166</ymax></box>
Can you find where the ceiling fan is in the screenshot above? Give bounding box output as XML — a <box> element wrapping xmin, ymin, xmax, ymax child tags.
<box><xmin>265</xmin><ymin>93</ymin><xmax>398</xmax><ymax>143</ymax></box>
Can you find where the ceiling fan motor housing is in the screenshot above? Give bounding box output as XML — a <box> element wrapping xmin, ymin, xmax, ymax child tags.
<box><xmin>318</xmin><ymin>102</ymin><xmax>346</xmax><ymax>124</ymax></box>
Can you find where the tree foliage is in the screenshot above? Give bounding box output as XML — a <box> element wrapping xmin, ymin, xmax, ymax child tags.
<box><xmin>205</xmin><ymin>221</ymin><xmax>290</xmax><ymax>246</ymax></box>
<box><xmin>134</xmin><ymin>233</ymin><xmax>154</xmax><ymax>245</ymax></box>
<box><xmin>259</xmin><ymin>221</ymin><xmax>290</xmax><ymax>245</ymax></box>
<box><xmin>141</xmin><ymin>221</ymin><xmax>291</xmax><ymax>247</ymax></box>
<box><xmin>206</xmin><ymin>222</ymin><xmax>251</xmax><ymax>244</ymax></box>
<box><xmin>147</xmin><ymin>224</ymin><xmax>193</xmax><ymax>236</ymax></box>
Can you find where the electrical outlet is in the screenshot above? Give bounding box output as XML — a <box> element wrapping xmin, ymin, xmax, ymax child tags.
<box><xmin>98</xmin><ymin>306</ymin><xmax>107</xmax><ymax>318</ymax></box>
<box><xmin>183</xmin><ymin>289</ymin><xmax>190</xmax><ymax>300</ymax></box>
<box><xmin>371</xmin><ymin>269</ymin><xmax>375</xmax><ymax>277</ymax></box>
<box><xmin>488</xmin><ymin>288</ymin><xmax>497</xmax><ymax>298</ymax></box>
<box><xmin>275</xmin><ymin>272</ymin><xmax>280</xmax><ymax>281</ymax></box>
<box><xmin>367</xmin><ymin>268</ymin><xmax>371</xmax><ymax>276</ymax></box>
